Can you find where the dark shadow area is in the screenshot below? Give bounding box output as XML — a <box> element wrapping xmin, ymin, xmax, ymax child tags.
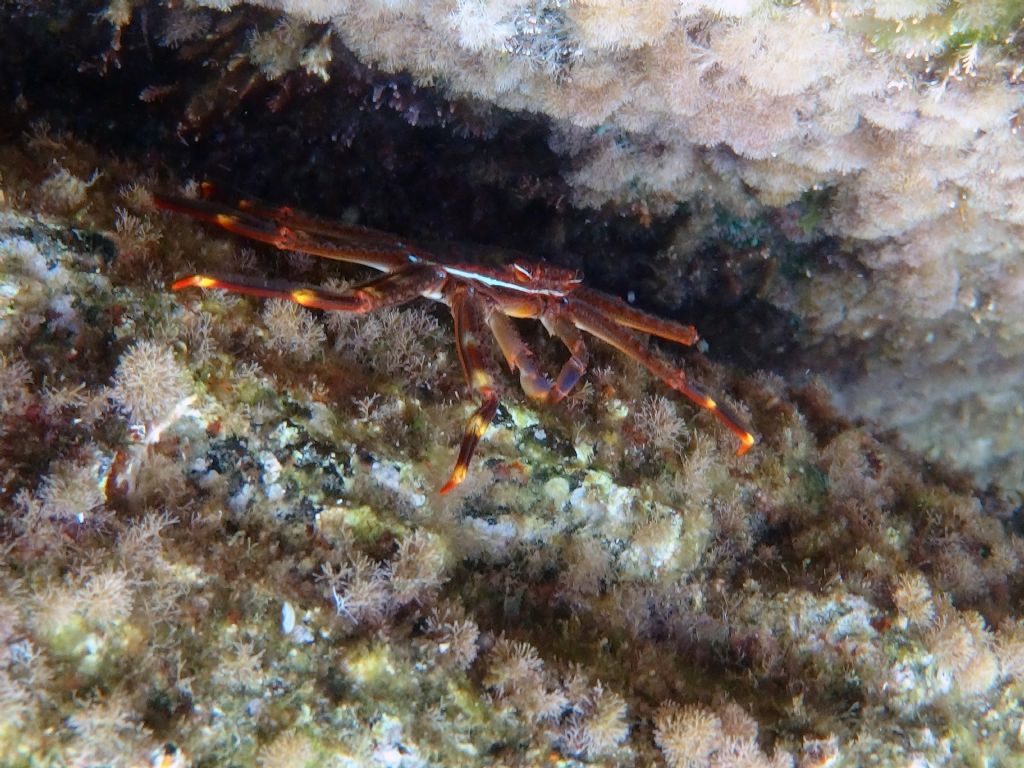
<box><xmin>0</xmin><ymin>1</ymin><xmax>813</xmax><ymax>379</ymax></box>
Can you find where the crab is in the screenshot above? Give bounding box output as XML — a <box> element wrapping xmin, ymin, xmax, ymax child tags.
<box><xmin>155</xmin><ymin>192</ymin><xmax>755</xmax><ymax>493</ymax></box>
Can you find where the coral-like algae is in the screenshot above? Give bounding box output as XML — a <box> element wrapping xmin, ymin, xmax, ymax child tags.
<box><xmin>1</xmin><ymin>122</ymin><xmax>1024</xmax><ymax>767</ymax></box>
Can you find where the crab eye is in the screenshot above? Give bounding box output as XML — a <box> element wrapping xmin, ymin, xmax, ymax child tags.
<box><xmin>512</xmin><ymin>263</ymin><xmax>533</xmax><ymax>283</ymax></box>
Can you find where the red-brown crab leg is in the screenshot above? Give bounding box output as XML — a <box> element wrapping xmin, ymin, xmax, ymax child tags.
<box><xmin>566</xmin><ymin>299</ymin><xmax>756</xmax><ymax>455</ymax></box>
<box><xmin>539</xmin><ymin>313</ymin><xmax>590</xmax><ymax>403</ymax></box>
<box><xmin>484</xmin><ymin>306</ymin><xmax>590</xmax><ymax>405</ymax></box>
<box><xmin>441</xmin><ymin>290</ymin><xmax>501</xmax><ymax>494</ymax></box>
<box><xmin>234</xmin><ymin>197</ymin><xmax>423</xmax><ymax>252</ymax></box>
<box><xmin>572</xmin><ymin>286</ymin><xmax>699</xmax><ymax>346</ymax></box>
<box><xmin>173</xmin><ymin>265</ymin><xmax>445</xmax><ymax>313</ymax></box>
<box><xmin>155</xmin><ymin>194</ymin><xmax>424</xmax><ymax>271</ymax></box>
<box><xmin>484</xmin><ymin>311</ymin><xmax>555</xmax><ymax>401</ymax></box>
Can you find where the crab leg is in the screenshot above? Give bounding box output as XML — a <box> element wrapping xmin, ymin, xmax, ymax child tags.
<box><xmin>484</xmin><ymin>311</ymin><xmax>555</xmax><ymax>401</ymax></box>
<box><xmin>155</xmin><ymin>194</ymin><xmax>420</xmax><ymax>272</ymax></box>
<box><xmin>173</xmin><ymin>265</ymin><xmax>444</xmax><ymax>313</ymax></box>
<box><xmin>483</xmin><ymin>309</ymin><xmax>590</xmax><ymax>404</ymax></box>
<box><xmin>572</xmin><ymin>286</ymin><xmax>698</xmax><ymax>346</ymax></box>
<box><xmin>234</xmin><ymin>198</ymin><xmax>412</xmax><ymax>247</ymax></box>
<box><xmin>440</xmin><ymin>290</ymin><xmax>501</xmax><ymax>494</ymax></box>
<box><xmin>539</xmin><ymin>313</ymin><xmax>590</xmax><ymax>403</ymax></box>
<box><xmin>566</xmin><ymin>299</ymin><xmax>756</xmax><ymax>455</ymax></box>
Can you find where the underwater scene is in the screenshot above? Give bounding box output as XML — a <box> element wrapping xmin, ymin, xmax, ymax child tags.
<box><xmin>1</xmin><ymin>1</ymin><xmax>1023</xmax><ymax>765</ymax></box>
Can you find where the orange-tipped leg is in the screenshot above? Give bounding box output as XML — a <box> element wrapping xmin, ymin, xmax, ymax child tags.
<box><xmin>172</xmin><ymin>265</ymin><xmax>444</xmax><ymax>313</ymax></box>
<box><xmin>155</xmin><ymin>194</ymin><xmax>281</xmax><ymax>243</ymax></box>
<box><xmin>566</xmin><ymin>298</ymin><xmax>756</xmax><ymax>455</ymax></box>
<box><xmin>155</xmin><ymin>192</ymin><xmax>424</xmax><ymax>272</ymax></box>
<box><xmin>172</xmin><ymin>275</ymin><xmax>220</xmax><ymax>292</ymax></box>
<box><xmin>441</xmin><ymin>290</ymin><xmax>503</xmax><ymax>494</ymax></box>
<box><xmin>684</xmin><ymin>383</ymin><xmax>756</xmax><ymax>455</ymax></box>
<box><xmin>440</xmin><ymin>391</ymin><xmax>500</xmax><ymax>494</ymax></box>
<box><xmin>172</xmin><ymin>272</ymin><xmax>378</xmax><ymax>311</ymax></box>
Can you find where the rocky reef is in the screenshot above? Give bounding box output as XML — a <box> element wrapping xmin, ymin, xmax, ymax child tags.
<box><xmin>121</xmin><ymin>0</ymin><xmax>1024</xmax><ymax>491</ymax></box>
<box><xmin>1</xmin><ymin>2</ymin><xmax>1024</xmax><ymax>766</ymax></box>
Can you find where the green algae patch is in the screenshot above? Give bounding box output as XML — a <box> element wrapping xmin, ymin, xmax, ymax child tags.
<box><xmin>345</xmin><ymin>642</ymin><xmax>396</xmax><ymax>689</ymax></box>
<box><xmin>39</xmin><ymin>614</ymin><xmax>147</xmax><ymax>686</ymax></box>
<box><xmin>318</xmin><ymin>503</ymin><xmax>409</xmax><ymax>545</ymax></box>
<box><xmin>676</xmin><ymin>504</ymin><xmax>714</xmax><ymax>574</ymax></box>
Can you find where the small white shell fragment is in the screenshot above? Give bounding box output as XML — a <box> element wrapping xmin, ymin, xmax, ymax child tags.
<box><xmin>281</xmin><ymin>601</ymin><xmax>296</xmax><ymax>635</ymax></box>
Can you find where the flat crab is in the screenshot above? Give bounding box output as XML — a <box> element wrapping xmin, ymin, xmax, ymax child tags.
<box><xmin>155</xmin><ymin>192</ymin><xmax>755</xmax><ymax>493</ymax></box>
